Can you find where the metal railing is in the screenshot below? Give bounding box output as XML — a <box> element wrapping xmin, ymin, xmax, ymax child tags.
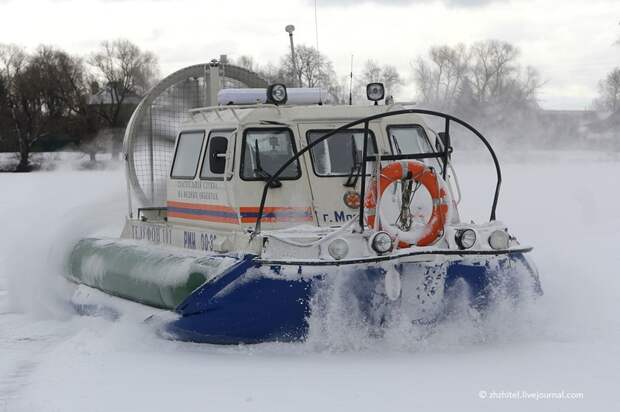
<box><xmin>253</xmin><ymin>109</ymin><xmax>502</xmax><ymax>234</ymax></box>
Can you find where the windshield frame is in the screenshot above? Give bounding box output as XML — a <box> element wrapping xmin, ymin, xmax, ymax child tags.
<box><xmin>386</xmin><ymin>124</ymin><xmax>434</xmax><ymax>155</ymax></box>
<box><xmin>305</xmin><ymin>128</ymin><xmax>378</xmax><ymax>178</ymax></box>
<box><xmin>387</xmin><ymin>124</ymin><xmax>444</xmax><ymax>173</ymax></box>
<box><xmin>239</xmin><ymin>127</ymin><xmax>302</xmax><ymax>182</ymax></box>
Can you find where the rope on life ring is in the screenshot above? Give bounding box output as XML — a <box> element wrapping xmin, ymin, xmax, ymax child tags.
<box><xmin>364</xmin><ymin>160</ymin><xmax>449</xmax><ymax>247</ymax></box>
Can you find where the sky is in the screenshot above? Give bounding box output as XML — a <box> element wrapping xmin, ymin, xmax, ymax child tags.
<box><xmin>0</xmin><ymin>0</ymin><xmax>618</xmax><ymax>110</ymax></box>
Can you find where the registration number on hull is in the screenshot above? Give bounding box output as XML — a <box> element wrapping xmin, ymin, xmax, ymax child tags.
<box><xmin>128</xmin><ymin>221</ymin><xmax>219</xmax><ymax>252</ymax></box>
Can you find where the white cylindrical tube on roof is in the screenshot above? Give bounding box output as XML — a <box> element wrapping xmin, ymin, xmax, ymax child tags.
<box><xmin>217</xmin><ymin>88</ymin><xmax>267</xmax><ymax>105</ymax></box>
<box><xmin>287</xmin><ymin>88</ymin><xmax>325</xmax><ymax>104</ymax></box>
<box><xmin>217</xmin><ymin>88</ymin><xmax>326</xmax><ymax>106</ymax></box>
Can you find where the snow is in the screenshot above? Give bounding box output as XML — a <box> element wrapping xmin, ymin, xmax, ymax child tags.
<box><xmin>75</xmin><ymin>238</ymin><xmax>236</xmax><ymax>287</ymax></box>
<box><xmin>0</xmin><ymin>152</ymin><xmax>123</xmax><ymax>172</ymax></box>
<box><xmin>1</xmin><ymin>151</ymin><xmax>620</xmax><ymax>411</ymax></box>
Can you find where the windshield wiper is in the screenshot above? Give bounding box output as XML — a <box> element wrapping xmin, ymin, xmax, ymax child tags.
<box><xmin>253</xmin><ymin>140</ymin><xmax>282</xmax><ymax>188</ymax></box>
<box><xmin>344</xmin><ymin>135</ymin><xmax>362</xmax><ymax>187</ymax></box>
<box><xmin>392</xmin><ymin>136</ymin><xmax>403</xmax><ymax>155</ymax></box>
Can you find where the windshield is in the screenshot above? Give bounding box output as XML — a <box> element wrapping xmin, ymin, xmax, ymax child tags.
<box><xmin>388</xmin><ymin>124</ymin><xmax>444</xmax><ymax>171</ymax></box>
<box><xmin>241</xmin><ymin>128</ymin><xmax>300</xmax><ymax>180</ymax></box>
<box><xmin>388</xmin><ymin>125</ymin><xmax>434</xmax><ymax>155</ymax></box>
<box><xmin>307</xmin><ymin>130</ymin><xmax>377</xmax><ymax>176</ymax></box>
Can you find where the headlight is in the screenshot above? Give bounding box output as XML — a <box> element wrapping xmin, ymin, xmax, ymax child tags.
<box><xmin>328</xmin><ymin>238</ymin><xmax>349</xmax><ymax>260</ymax></box>
<box><xmin>366</xmin><ymin>82</ymin><xmax>385</xmax><ymax>102</ymax></box>
<box><xmin>488</xmin><ymin>230</ymin><xmax>510</xmax><ymax>250</ymax></box>
<box><xmin>370</xmin><ymin>231</ymin><xmax>393</xmax><ymax>254</ymax></box>
<box><xmin>266</xmin><ymin>83</ymin><xmax>288</xmax><ymax>105</ymax></box>
<box><xmin>455</xmin><ymin>229</ymin><xmax>476</xmax><ymax>249</ymax></box>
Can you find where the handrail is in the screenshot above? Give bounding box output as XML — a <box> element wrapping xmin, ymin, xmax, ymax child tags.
<box><xmin>188</xmin><ymin>104</ymin><xmax>281</xmax><ymax>119</ymax></box>
<box><xmin>253</xmin><ymin>109</ymin><xmax>502</xmax><ymax>235</ymax></box>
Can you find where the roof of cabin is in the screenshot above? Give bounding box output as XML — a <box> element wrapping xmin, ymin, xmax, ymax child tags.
<box><xmin>182</xmin><ymin>104</ymin><xmax>429</xmax><ymax>129</ymax></box>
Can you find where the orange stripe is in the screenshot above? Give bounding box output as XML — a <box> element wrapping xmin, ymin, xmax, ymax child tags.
<box><xmin>167</xmin><ymin>201</ymin><xmax>236</xmax><ymax>213</ymax></box>
<box><xmin>167</xmin><ymin>211</ymin><xmax>238</xmax><ymax>223</ymax></box>
<box><xmin>166</xmin><ymin>202</ymin><xmax>313</xmax><ymax>224</ymax></box>
<box><xmin>240</xmin><ymin>216</ymin><xmax>313</xmax><ymax>223</ymax></box>
<box><xmin>239</xmin><ymin>206</ymin><xmax>313</xmax><ymax>223</ymax></box>
<box><xmin>239</xmin><ymin>206</ymin><xmax>313</xmax><ymax>213</ymax></box>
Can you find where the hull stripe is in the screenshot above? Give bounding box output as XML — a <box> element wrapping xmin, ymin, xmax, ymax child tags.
<box><xmin>166</xmin><ymin>202</ymin><xmax>313</xmax><ymax>224</ymax></box>
<box><xmin>239</xmin><ymin>207</ymin><xmax>313</xmax><ymax>223</ymax></box>
<box><xmin>167</xmin><ymin>201</ymin><xmax>238</xmax><ymax>224</ymax></box>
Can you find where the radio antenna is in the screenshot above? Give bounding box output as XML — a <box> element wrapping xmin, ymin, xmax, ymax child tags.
<box><xmin>349</xmin><ymin>54</ymin><xmax>354</xmax><ymax>105</ymax></box>
<box><xmin>314</xmin><ymin>0</ymin><xmax>323</xmax><ymax>103</ymax></box>
<box><xmin>314</xmin><ymin>0</ymin><xmax>320</xmax><ymax>53</ymax></box>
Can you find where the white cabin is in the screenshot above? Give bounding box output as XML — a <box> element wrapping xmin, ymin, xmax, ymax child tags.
<box><xmin>121</xmin><ymin>99</ymin><xmax>467</xmax><ymax>258</ymax></box>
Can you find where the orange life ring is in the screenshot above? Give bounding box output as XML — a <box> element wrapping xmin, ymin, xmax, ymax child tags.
<box><xmin>364</xmin><ymin>160</ymin><xmax>449</xmax><ymax>247</ymax></box>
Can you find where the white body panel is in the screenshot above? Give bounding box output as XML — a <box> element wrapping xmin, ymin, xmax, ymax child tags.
<box><xmin>121</xmin><ymin>103</ymin><xmax>477</xmax><ymax>258</ymax></box>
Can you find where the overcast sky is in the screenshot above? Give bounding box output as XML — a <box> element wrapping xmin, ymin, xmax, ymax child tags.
<box><xmin>1</xmin><ymin>0</ymin><xmax>618</xmax><ymax>109</ymax></box>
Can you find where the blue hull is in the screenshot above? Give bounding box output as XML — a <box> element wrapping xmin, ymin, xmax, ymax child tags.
<box><xmin>165</xmin><ymin>252</ymin><xmax>541</xmax><ymax>344</ymax></box>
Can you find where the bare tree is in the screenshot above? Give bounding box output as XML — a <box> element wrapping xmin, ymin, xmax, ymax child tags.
<box><xmin>280</xmin><ymin>45</ymin><xmax>334</xmax><ymax>87</ymax></box>
<box><xmin>232</xmin><ymin>55</ymin><xmax>285</xmax><ymax>87</ymax></box>
<box><xmin>0</xmin><ymin>44</ymin><xmax>53</xmax><ymax>171</ymax></box>
<box><xmin>89</xmin><ymin>39</ymin><xmax>159</xmax><ymax>158</ymax></box>
<box><xmin>412</xmin><ymin>40</ymin><xmax>545</xmax><ymax>146</ymax></box>
<box><xmin>382</xmin><ymin>65</ymin><xmax>403</xmax><ymax>95</ymax></box>
<box><xmin>234</xmin><ymin>55</ymin><xmax>256</xmax><ymax>71</ymax></box>
<box><xmin>49</xmin><ymin>51</ymin><xmax>101</xmax><ymax>161</ymax></box>
<box><xmin>594</xmin><ymin>68</ymin><xmax>620</xmax><ymax>113</ymax></box>
<box><xmin>413</xmin><ymin>44</ymin><xmax>469</xmax><ymax>109</ymax></box>
<box><xmin>258</xmin><ymin>62</ymin><xmax>286</xmax><ymax>85</ymax></box>
<box><xmin>519</xmin><ymin>66</ymin><xmax>543</xmax><ymax>104</ymax></box>
<box><xmin>360</xmin><ymin>60</ymin><xmax>403</xmax><ymax>97</ymax></box>
<box><xmin>277</xmin><ymin>44</ymin><xmax>344</xmax><ymax>103</ymax></box>
<box><xmin>413</xmin><ymin>40</ymin><xmax>542</xmax><ymax>113</ymax></box>
<box><xmin>0</xmin><ymin>44</ymin><xmax>103</xmax><ymax>170</ymax></box>
<box><xmin>362</xmin><ymin>60</ymin><xmax>382</xmax><ymax>83</ymax></box>
<box><xmin>0</xmin><ymin>44</ymin><xmax>26</xmax><ymax>156</ymax></box>
<box><xmin>470</xmin><ymin>40</ymin><xmax>520</xmax><ymax>104</ymax></box>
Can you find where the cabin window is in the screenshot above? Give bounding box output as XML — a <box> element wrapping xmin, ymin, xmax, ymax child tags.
<box><xmin>241</xmin><ymin>128</ymin><xmax>300</xmax><ymax>180</ymax></box>
<box><xmin>306</xmin><ymin>130</ymin><xmax>377</xmax><ymax>177</ymax></box>
<box><xmin>388</xmin><ymin>125</ymin><xmax>443</xmax><ymax>170</ymax></box>
<box><xmin>387</xmin><ymin>125</ymin><xmax>433</xmax><ymax>155</ymax></box>
<box><xmin>200</xmin><ymin>130</ymin><xmax>234</xmax><ymax>180</ymax></box>
<box><xmin>170</xmin><ymin>130</ymin><xmax>205</xmax><ymax>179</ymax></box>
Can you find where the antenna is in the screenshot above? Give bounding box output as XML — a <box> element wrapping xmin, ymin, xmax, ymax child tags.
<box><xmin>349</xmin><ymin>54</ymin><xmax>354</xmax><ymax>105</ymax></box>
<box><xmin>314</xmin><ymin>0</ymin><xmax>320</xmax><ymax>52</ymax></box>
<box><xmin>314</xmin><ymin>0</ymin><xmax>322</xmax><ymax>103</ymax></box>
<box><xmin>285</xmin><ymin>25</ymin><xmax>300</xmax><ymax>88</ymax></box>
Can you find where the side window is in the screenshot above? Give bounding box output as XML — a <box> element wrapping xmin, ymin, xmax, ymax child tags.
<box><xmin>200</xmin><ymin>130</ymin><xmax>233</xmax><ymax>180</ymax></box>
<box><xmin>171</xmin><ymin>131</ymin><xmax>205</xmax><ymax>179</ymax></box>
<box><xmin>388</xmin><ymin>125</ymin><xmax>441</xmax><ymax>170</ymax></box>
<box><xmin>241</xmin><ymin>129</ymin><xmax>300</xmax><ymax>180</ymax></box>
<box><xmin>307</xmin><ymin>130</ymin><xmax>377</xmax><ymax>176</ymax></box>
<box><xmin>388</xmin><ymin>125</ymin><xmax>433</xmax><ymax>155</ymax></box>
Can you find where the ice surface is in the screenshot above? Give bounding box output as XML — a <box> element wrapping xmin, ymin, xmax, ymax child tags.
<box><xmin>1</xmin><ymin>152</ymin><xmax>619</xmax><ymax>411</ymax></box>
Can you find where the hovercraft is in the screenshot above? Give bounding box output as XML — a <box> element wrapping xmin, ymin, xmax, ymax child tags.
<box><xmin>67</xmin><ymin>82</ymin><xmax>542</xmax><ymax>344</ymax></box>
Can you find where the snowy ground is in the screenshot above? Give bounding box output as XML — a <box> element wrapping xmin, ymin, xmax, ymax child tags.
<box><xmin>0</xmin><ymin>152</ymin><xmax>122</xmax><ymax>172</ymax></box>
<box><xmin>1</xmin><ymin>151</ymin><xmax>619</xmax><ymax>411</ymax></box>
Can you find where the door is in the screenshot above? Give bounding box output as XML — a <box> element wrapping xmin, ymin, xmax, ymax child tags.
<box><xmin>235</xmin><ymin>126</ymin><xmax>316</xmax><ymax>230</ymax></box>
<box><xmin>297</xmin><ymin>123</ymin><xmax>381</xmax><ymax>227</ymax></box>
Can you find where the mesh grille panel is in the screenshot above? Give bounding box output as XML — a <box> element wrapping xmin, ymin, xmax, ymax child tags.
<box><xmin>124</xmin><ymin>64</ymin><xmax>267</xmax><ymax>208</ymax></box>
<box><xmin>131</xmin><ymin>78</ymin><xmax>205</xmax><ymax>205</ymax></box>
